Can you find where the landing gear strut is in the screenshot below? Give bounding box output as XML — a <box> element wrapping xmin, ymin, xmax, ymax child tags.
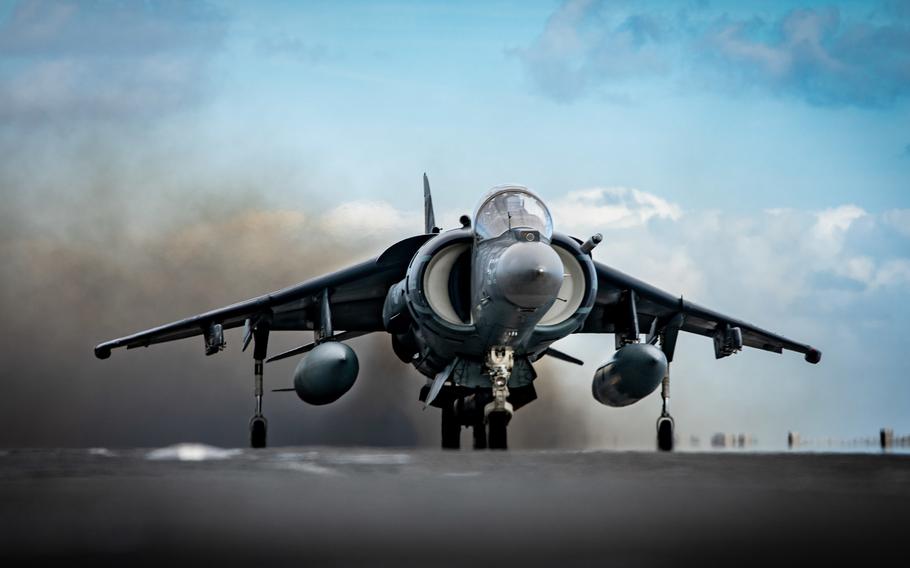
<box><xmin>438</xmin><ymin>394</ymin><xmax>499</xmax><ymax>450</ymax></box>
<box><xmin>483</xmin><ymin>347</ymin><xmax>514</xmax><ymax>451</ymax></box>
<box><xmin>656</xmin><ymin>369</ymin><xmax>674</xmax><ymax>452</ymax></box>
<box><xmin>250</xmin><ymin>323</ymin><xmax>270</xmax><ymax>449</ymax></box>
<box><xmin>432</xmin><ymin>386</ymin><xmax>526</xmax><ymax>450</ymax></box>
<box><xmin>426</xmin><ymin>351</ymin><xmax>535</xmax><ymax>451</ymax></box>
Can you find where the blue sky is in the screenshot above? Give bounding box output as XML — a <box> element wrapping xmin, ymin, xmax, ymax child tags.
<box><xmin>208</xmin><ymin>0</ymin><xmax>910</xmax><ymax>213</ymax></box>
<box><xmin>1</xmin><ymin>0</ymin><xmax>908</xmax><ymax>447</ymax></box>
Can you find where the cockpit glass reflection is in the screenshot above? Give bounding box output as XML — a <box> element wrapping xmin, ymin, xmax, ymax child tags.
<box><xmin>474</xmin><ymin>190</ymin><xmax>553</xmax><ymax>240</ymax></box>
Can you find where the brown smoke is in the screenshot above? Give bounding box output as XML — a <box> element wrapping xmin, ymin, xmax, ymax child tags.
<box><xmin>0</xmin><ymin>139</ymin><xmax>595</xmax><ymax>449</ymax></box>
<box><xmin>0</xmin><ymin>0</ymin><xmax>601</xmax><ymax>449</ymax></box>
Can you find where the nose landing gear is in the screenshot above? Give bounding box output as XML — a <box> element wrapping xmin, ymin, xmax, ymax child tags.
<box><xmin>486</xmin><ymin>411</ymin><xmax>510</xmax><ymax>450</ymax></box>
<box><xmin>429</xmin><ymin>387</ymin><xmax>536</xmax><ymax>451</ymax></box>
<box><xmin>427</xmin><ymin>348</ymin><xmax>536</xmax><ymax>451</ymax></box>
<box><xmin>483</xmin><ymin>346</ymin><xmax>514</xmax><ymax>451</ymax></box>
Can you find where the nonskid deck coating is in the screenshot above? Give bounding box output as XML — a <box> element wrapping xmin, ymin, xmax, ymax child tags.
<box><xmin>1</xmin><ymin>447</ymin><xmax>907</xmax><ymax>566</ymax></box>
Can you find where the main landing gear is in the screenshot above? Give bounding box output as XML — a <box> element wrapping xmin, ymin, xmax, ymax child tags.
<box><xmin>656</xmin><ymin>368</ymin><xmax>674</xmax><ymax>452</ymax></box>
<box><xmin>441</xmin><ymin>400</ymin><xmax>460</xmax><ymax>449</ymax></box>
<box><xmin>429</xmin><ymin>348</ymin><xmax>540</xmax><ymax>451</ymax></box>
<box><xmin>438</xmin><ymin>391</ymin><xmax>513</xmax><ymax>450</ymax></box>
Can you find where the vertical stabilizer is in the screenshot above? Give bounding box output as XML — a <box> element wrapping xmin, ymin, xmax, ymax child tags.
<box><xmin>423</xmin><ymin>173</ymin><xmax>437</xmax><ymax>234</ymax></box>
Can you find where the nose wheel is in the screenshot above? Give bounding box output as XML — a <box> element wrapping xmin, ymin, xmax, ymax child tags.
<box><xmin>486</xmin><ymin>411</ymin><xmax>510</xmax><ymax>450</ymax></box>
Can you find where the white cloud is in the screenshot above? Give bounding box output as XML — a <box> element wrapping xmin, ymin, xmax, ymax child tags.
<box><xmin>319</xmin><ymin>200</ymin><xmax>421</xmax><ymax>240</ymax></box>
<box><xmin>871</xmin><ymin>259</ymin><xmax>910</xmax><ymax>288</ymax></box>
<box><xmin>810</xmin><ymin>204</ymin><xmax>867</xmax><ymax>256</ymax></box>
<box><xmin>883</xmin><ymin>209</ymin><xmax>910</xmax><ymax>237</ymax></box>
<box><xmin>814</xmin><ymin>204</ymin><xmax>866</xmax><ymax>237</ymax></box>
<box><xmin>545</xmin><ymin>192</ymin><xmax>909</xmax><ymax>447</ymax></box>
<box><xmin>836</xmin><ymin>256</ymin><xmax>876</xmax><ymax>285</ymax></box>
<box><xmin>550</xmin><ymin>186</ymin><xmax>682</xmax><ymax>234</ymax></box>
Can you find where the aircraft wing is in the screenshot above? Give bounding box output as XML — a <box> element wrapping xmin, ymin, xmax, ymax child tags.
<box><xmin>580</xmin><ymin>260</ymin><xmax>821</xmax><ymax>364</ymax></box>
<box><xmin>94</xmin><ymin>234</ymin><xmax>432</xmax><ymax>359</ymax></box>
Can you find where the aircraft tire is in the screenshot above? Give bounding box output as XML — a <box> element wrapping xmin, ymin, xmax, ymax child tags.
<box><xmin>441</xmin><ymin>403</ymin><xmax>460</xmax><ymax>450</ymax></box>
<box><xmin>657</xmin><ymin>418</ymin><xmax>673</xmax><ymax>452</ymax></box>
<box><xmin>250</xmin><ymin>416</ymin><xmax>268</xmax><ymax>449</ymax></box>
<box><xmin>488</xmin><ymin>412</ymin><xmax>509</xmax><ymax>450</ymax></box>
<box><xmin>472</xmin><ymin>420</ymin><xmax>487</xmax><ymax>449</ymax></box>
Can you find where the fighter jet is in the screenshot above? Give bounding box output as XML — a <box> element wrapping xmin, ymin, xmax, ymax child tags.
<box><xmin>94</xmin><ymin>176</ymin><xmax>821</xmax><ymax>450</ymax></box>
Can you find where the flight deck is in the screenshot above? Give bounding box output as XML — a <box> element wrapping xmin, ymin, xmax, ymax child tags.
<box><xmin>1</xmin><ymin>447</ymin><xmax>906</xmax><ymax>566</ymax></box>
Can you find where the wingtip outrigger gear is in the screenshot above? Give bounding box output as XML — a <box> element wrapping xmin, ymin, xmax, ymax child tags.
<box><xmin>248</xmin><ymin>314</ymin><xmax>271</xmax><ymax>449</ymax></box>
<box><xmin>655</xmin><ymin>312</ymin><xmax>684</xmax><ymax>451</ymax></box>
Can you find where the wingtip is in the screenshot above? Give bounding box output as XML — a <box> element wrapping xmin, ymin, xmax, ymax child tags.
<box><xmin>94</xmin><ymin>344</ymin><xmax>112</xmax><ymax>360</ymax></box>
<box><xmin>805</xmin><ymin>348</ymin><xmax>822</xmax><ymax>364</ymax></box>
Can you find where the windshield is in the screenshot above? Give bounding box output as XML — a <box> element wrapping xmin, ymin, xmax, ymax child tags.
<box><xmin>474</xmin><ymin>187</ymin><xmax>553</xmax><ymax>241</ymax></box>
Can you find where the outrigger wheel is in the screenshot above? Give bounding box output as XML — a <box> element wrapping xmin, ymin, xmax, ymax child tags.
<box><xmin>656</xmin><ymin>370</ymin><xmax>674</xmax><ymax>452</ymax></box>
<box><xmin>656</xmin><ymin>415</ymin><xmax>674</xmax><ymax>452</ymax></box>
<box><xmin>250</xmin><ymin>415</ymin><xmax>268</xmax><ymax>449</ymax></box>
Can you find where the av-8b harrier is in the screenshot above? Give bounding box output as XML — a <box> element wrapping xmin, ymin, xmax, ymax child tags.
<box><xmin>95</xmin><ymin>176</ymin><xmax>821</xmax><ymax>450</ymax></box>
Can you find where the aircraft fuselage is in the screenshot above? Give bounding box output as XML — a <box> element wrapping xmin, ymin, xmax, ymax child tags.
<box><xmin>382</xmin><ymin>186</ymin><xmax>598</xmax><ymax>390</ymax></box>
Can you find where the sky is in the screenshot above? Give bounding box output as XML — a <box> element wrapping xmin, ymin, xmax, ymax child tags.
<box><xmin>0</xmin><ymin>0</ymin><xmax>908</xmax><ymax>449</ymax></box>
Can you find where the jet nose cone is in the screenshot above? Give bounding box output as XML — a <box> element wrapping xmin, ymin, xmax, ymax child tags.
<box><xmin>495</xmin><ymin>242</ymin><xmax>564</xmax><ymax>308</ymax></box>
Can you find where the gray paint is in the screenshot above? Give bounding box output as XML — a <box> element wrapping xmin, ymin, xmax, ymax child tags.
<box><xmin>292</xmin><ymin>342</ymin><xmax>359</xmax><ymax>406</ymax></box>
<box><xmin>592</xmin><ymin>343</ymin><xmax>669</xmax><ymax>407</ymax></box>
<box><xmin>93</xmin><ymin>183</ymin><xmax>821</xmax><ymax>443</ymax></box>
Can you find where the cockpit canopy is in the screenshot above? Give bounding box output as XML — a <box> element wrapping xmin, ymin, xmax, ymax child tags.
<box><xmin>473</xmin><ymin>185</ymin><xmax>553</xmax><ymax>241</ymax></box>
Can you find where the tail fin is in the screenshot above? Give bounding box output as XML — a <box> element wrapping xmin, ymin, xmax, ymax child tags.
<box><xmin>423</xmin><ymin>172</ymin><xmax>438</xmax><ymax>234</ymax></box>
